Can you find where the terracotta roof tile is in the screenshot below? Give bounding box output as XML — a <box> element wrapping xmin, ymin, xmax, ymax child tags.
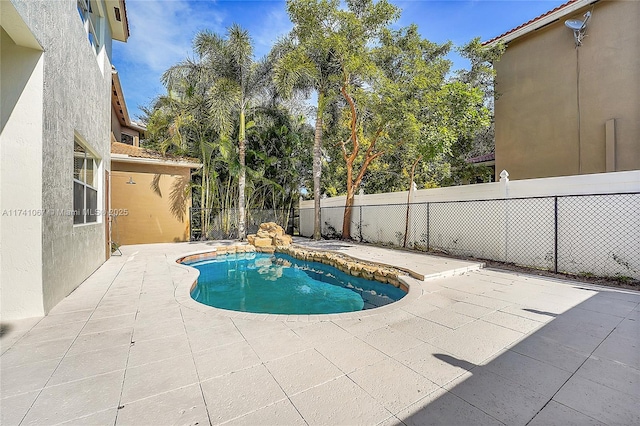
<box><xmin>484</xmin><ymin>0</ymin><xmax>580</xmax><ymax>45</ymax></box>
<box><xmin>111</xmin><ymin>142</ymin><xmax>200</xmax><ymax>164</ymax></box>
<box><xmin>467</xmin><ymin>153</ymin><xmax>495</xmax><ymax>164</ymax></box>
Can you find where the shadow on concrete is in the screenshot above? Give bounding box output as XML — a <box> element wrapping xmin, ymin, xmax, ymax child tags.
<box><xmin>398</xmin><ymin>285</ymin><xmax>640</xmax><ymax>425</ymax></box>
<box><xmin>523</xmin><ymin>308</ymin><xmax>558</xmax><ymax>317</ymax></box>
<box><xmin>0</xmin><ymin>323</ymin><xmax>12</xmax><ymax>337</ymax></box>
<box><xmin>433</xmin><ymin>353</ymin><xmax>476</xmax><ymax>371</ymax></box>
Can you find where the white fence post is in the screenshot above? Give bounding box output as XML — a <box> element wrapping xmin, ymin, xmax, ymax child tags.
<box><xmin>357</xmin><ymin>188</ymin><xmax>364</xmax><ymax>239</ymax></box>
<box><xmin>408</xmin><ymin>181</ymin><xmax>417</xmax><ymax>247</ymax></box>
<box><xmin>500</xmin><ymin>170</ymin><xmax>510</xmax><ymax>195</ymax></box>
<box><xmin>296</xmin><ymin>170</ymin><xmax>639</xmax><ymax>278</ymax></box>
<box><xmin>500</xmin><ymin>170</ymin><xmax>510</xmax><ymax>262</ymax></box>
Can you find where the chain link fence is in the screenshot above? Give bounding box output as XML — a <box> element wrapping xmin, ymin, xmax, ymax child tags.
<box><xmin>300</xmin><ymin>192</ymin><xmax>640</xmax><ymax>280</ymax></box>
<box><xmin>190</xmin><ymin>208</ymin><xmax>297</xmax><ymax>241</ymax></box>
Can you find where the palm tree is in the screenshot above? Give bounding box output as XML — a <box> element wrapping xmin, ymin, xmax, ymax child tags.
<box><xmin>143</xmin><ymin>81</ymin><xmax>221</xmax><ymax>239</ymax></box>
<box><xmin>246</xmin><ymin>105</ymin><xmax>314</xmax><ymax>228</ymax></box>
<box><xmin>164</xmin><ymin>24</ymin><xmax>268</xmax><ymax>241</ymax></box>
<box><xmin>272</xmin><ymin>0</ymin><xmax>343</xmax><ymax>240</ymax></box>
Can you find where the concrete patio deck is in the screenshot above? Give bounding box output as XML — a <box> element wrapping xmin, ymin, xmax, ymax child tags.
<box><xmin>1</xmin><ymin>241</ymin><xmax>639</xmax><ymax>425</ymax></box>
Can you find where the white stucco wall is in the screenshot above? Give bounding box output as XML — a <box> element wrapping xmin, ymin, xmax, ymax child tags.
<box><xmin>1</xmin><ymin>0</ymin><xmax>115</xmax><ymax>319</ymax></box>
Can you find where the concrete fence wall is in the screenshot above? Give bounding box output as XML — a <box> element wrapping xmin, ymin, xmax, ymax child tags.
<box><xmin>300</xmin><ymin>170</ymin><xmax>640</xmax><ymax>279</ymax></box>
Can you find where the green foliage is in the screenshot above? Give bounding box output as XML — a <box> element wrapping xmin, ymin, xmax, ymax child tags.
<box><xmin>142</xmin><ymin>25</ymin><xmax>314</xmax><ymax>239</ymax></box>
<box><xmin>158</xmin><ymin>24</ymin><xmax>275</xmax><ymax>239</ymax></box>
<box><xmin>273</xmin><ymin>0</ymin><xmax>353</xmax><ymax>239</ymax></box>
<box><xmin>142</xmin><ymin>0</ymin><xmax>504</xmax><ymax>240</ymax></box>
<box><xmin>246</xmin><ymin>106</ymin><xmax>314</xmax><ymax>207</ymax></box>
<box><xmin>316</xmin><ymin>13</ymin><xmax>503</xmax><ymax>194</ymax></box>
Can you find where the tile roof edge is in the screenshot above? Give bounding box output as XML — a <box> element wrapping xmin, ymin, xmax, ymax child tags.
<box><xmin>483</xmin><ymin>0</ymin><xmax>593</xmax><ymax>46</ymax></box>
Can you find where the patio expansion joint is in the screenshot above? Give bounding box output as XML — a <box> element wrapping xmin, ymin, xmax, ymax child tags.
<box><xmin>522</xmin><ymin>315</ymin><xmax>628</xmax><ymax>426</ymax></box>
<box><xmin>112</xmin><ymin>382</ymin><xmax>203</xmax><ymax>411</ymax></box>
<box><xmin>53</xmin><ymin>407</ymin><xmax>117</xmax><ymax>426</ymax></box>
<box><xmin>184</xmin><ymin>313</ymin><xmax>243</xmax><ymax>426</ymax></box>
<box><xmin>340</xmin><ymin>373</ymin><xmax>396</xmax><ymax>418</ymax></box>
<box><xmin>113</xmin><ymin>260</ymin><xmax>149</xmax><ymax>426</ymax></box>
<box><xmin>227</xmin><ymin>318</ymin><xmax>311</xmax><ymax>425</ymax></box>
<box><xmin>438</xmin><ymin>389</ymin><xmax>509</xmax><ymax>425</ymax></box>
<box><xmin>13</xmin><ymin>257</ymin><xmax>132</xmax><ymax>426</ymax></box>
<box><xmin>422</xmin><ymin>351</ymin><xmax>513</xmax><ymax>425</ymax></box>
<box><xmin>1</xmin><ymin>317</ymin><xmax>57</xmax><ymax>356</ymax></box>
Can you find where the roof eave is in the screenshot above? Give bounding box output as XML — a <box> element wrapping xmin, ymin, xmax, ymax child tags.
<box><xmin>106</xmin><ymin>0</ymin><xmax>130</xmax><ymax>42</ymax></box>
<box><xmin>111</xmin><ymin>68</ymin><xmax>132</xmax><ymax>127</ymax></box>
<box><xmin>484</xmin><ymin>0</ymin><xmax>595</xmax><ymax>47</ymax></box>
<box><xmin>111</xmin><ymin>154</ymin><xmax>203</xmax><ymax>169</ymax></box>
<box><xmin>128</xmin><ymin>122</ymin><xmax>147</xmax><ymax>133</ymax></box>
<box><xmin>468</xmin><ymin>160</ymin><xmax>496</xmax><ymax>167</ymax></box>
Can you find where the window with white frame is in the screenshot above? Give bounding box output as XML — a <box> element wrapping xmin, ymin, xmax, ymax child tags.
<box><xmin>74</xmin><ymin>140</ymin><xmax>99</xmax><ymax>225</ymax></box>
<box><xmin>77</xmin><ymin>0</ymin><xmax>101</xmax><ymax>54</ymax></box>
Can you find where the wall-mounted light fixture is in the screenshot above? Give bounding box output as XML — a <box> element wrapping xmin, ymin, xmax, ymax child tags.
<box><xmin>565</xmin><ymin>11</ymin><xmax>591</xmax><ymax>47</ymax></box>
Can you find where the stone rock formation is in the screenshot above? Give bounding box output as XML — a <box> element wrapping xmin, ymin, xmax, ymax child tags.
<box><xmin>247</xmin><ymin>222</ymin><xmax>293</xmax><ymax>253</ymax></box>
<box><xmin>276</xmin><ymin>245</ymin><xmax>409</xmax><ymax>292</ymax></box>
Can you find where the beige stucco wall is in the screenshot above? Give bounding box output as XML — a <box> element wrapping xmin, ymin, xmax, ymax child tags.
<box><xmin>111</xmin><ymin>162</ymin><xmax>192</xmax><ymax>245</ymax></box>
<box><xmin>494</xmin><ymin>0</ymin><xmax>640</xmax><ymax>180</ymax></box>
<box><xmin>111</xmin><ymin>105</ymin><xmax>123</xmax><ymax>141</ymax></box>
<box><xmin>0</xmin><ymin>28</ymin><xmax>45</xmax><ymax>319</ymax></box>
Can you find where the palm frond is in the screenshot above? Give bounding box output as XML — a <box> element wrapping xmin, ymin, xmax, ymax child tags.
<box><xmin>273</xmin><ymin>47</ymin><xmax>318</xmax><ymax>98</ymax></box>
<box><xmin>227</xmin><ymin>23</ymin><xmax>254</xmax><ymax>70</ymax></box>
<box><xmin>207</xmin><ymin>77</ymin><xmax>241</xmax><ymax>136</ymax></box>
<box><xmin>169</xmin><ymin>176</ymin><xmax>192</xmax><ymax>222</ymax></box>
<box><xmin>150</xmin><ymin>174</ymin><xmax>162</xmax><ymax>197</ymax></box>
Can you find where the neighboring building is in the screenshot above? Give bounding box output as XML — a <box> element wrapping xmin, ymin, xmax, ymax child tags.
<box><xmin>110</xmin><ymin>142</ymin><xmax>201</xmax><ymax>245</ymax></box>
<box><xmin>1</xmin><ymin>0</ymin><xmax>129</xmax><ymax>320</ymax></box>
<box><xmin>465</xmin><ymin>153</ymin><xmax>496</xmax><ymax>183</ymax></box>
<box><xmin>486</xmin><ymin>0</ymin><xmax>640</xmax><ymax>180</ymax></box>
<box><xmin>111</xmin><ymin>66</ymin><xmax>146</xmax><ymax>145</ymax></box>
<box><xmin>109</xmin><ymin>76</ymin><xmax>201</xmax><ymax>245</ymax></box>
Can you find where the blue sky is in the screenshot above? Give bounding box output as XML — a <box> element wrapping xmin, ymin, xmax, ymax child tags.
<box><xmin>113</xmin><ymin>0</ymin><xmax>565</xmax><ymax>121</ymax></box>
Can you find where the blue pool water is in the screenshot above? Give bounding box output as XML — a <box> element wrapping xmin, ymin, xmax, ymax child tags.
<box><xmin>186</xmin><ymin>253</ymin><xmax>406</xmax><ymax>315</ymax></box>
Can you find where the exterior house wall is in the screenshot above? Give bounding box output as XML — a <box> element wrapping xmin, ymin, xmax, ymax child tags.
<box><xmin>494</xmin><ymin>0</ymin><xmax>640</xmax><ymax>180</ymax></box>
<box><xmin>0</xmin><ymin>27</ymin><xmax>45</xmax><ymax>318</ymax></box>
<box><xmin>38</xmin><ymin>0</ymin><xmax>113</xmax><ymax>315</ymax></box>
<box><xmin>111</xmin><ymin>163</ymin><xmax>192</xmax><ymax>245</ymax></box>
<box><xmin>111</xmin><ymin>106</ymin><xmax>141</xmax><ymax>145</ymax></box>
<box><xmin>111</xmin><ymin>105</ymin><xmax>123</xmax><ymax>141</ymax></box>
<box><xmin>1</xmin><ymin>0</ymin><xmax>117</xmax><ymax>319</ymax></box>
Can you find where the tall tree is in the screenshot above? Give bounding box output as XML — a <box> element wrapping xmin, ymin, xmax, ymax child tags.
<box><xmin>322</xmin><ymin>36</ymin><xmax>504</xmax><ymax>194</ymax></box>
<box><xmin>273</xmin><ymin>0</ymin><xmax>344</xmax><ymax>240</ymax></box>
<box><xmin>245</xmin><ymin>105</ymin><xmax>314</xmax><ymax>228</ymax></box>
<box><xmin>143</xmin><ymin>74</ymin><xmax>222</xmax><ymax>238</ymax></box>
<box><xmin>163</xmin><ymin>24</ymin><xmax>269</xmax><ymax>240</ymax></box>
<box><xmin>325</xmin><ymin>2</ymin><xmax>493</xmax><ymax>239</ymax></box>
<box><xmin>439</xmin><ymin>38</ymin><xmax>505</xmax><ymax>185</ymax></box>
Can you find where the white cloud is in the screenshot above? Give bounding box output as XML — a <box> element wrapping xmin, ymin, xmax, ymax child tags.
<box><xmin>120</xmin><ymin>0</ymin><xmax>225</xmax><ymax>72</ymax></box>
<box><xmin>251</xmin><ymin>7</ymin><xmax>292</xmax><ymax>58</ymax></box>
<box><xmin>113</xmin><ymin>0</ymin><xmax>226</xmax><ymax>118</ymax></box>
<box><xmin>112</xmin><ymin>0</ymin><xmax>293</xmax><ymax>119</ymax></box>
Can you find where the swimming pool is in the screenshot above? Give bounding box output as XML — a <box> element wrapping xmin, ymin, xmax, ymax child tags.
<box><xmin>186</xmin><ymin>252</ymin><xmax>407</xmax><ymax>315</ymax></box>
